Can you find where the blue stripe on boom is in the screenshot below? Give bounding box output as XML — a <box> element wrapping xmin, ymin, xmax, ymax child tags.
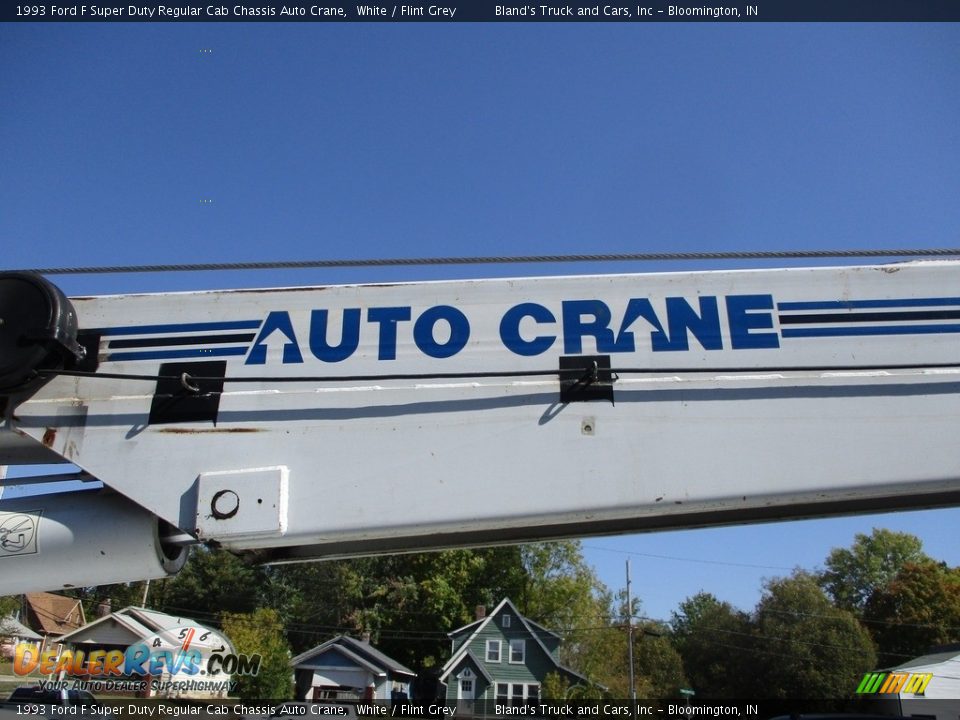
<box><xmin>778</xmin><ymin>298</ymin><xmax>960</xmax><ymax>311</ymax></box>
<box><xmin>782</xmin><ymin>324</ymin><xmax>960</xmax><ymax>338</ymax></box>
<box><xmin>97</xmin><ymin>320</ymin><xmax>262</xmax><ymax>336</ymax></box>
<box><xmin>106</xmin><ymin>347</ymin><xmax>250</xmax><ymax>361</ymax></box>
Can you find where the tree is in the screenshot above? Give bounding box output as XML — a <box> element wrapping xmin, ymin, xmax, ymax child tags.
<box><xmin>0</xmin><ymin>594</ymin><xmax>23</xmax><ymax>666</ymax></box>
<box><xmin>863</xmin><ymin>561</ymin><xmax>960</xmax><ymax>666</ymax></box>
<box><xmin>632</xmin><ymin>622</ymin><xmax>687</xmax><ymax>698</ymax></box>
<box><xmin>253</xmin><ymin>547</ymin><xmax>531</xmax><ymax>675</ymax></box>
<box><xmin>518</xmin><ymin>542</ymin><xmax>601</xmax><ymax>627</ymax></box>
<box><xmin>65</xmin><ymin>582</ymin><xmax>150</xmax><ymax>617</ymax></box>
<box><xmin>819</xmin><ymin>529</ymin><xmax>930</xmax><ymax>614</ymax></box>
<box><xmin>541</xmin><ymin>672</ymin><xmax>571</xmax><ymax>700</ymax></box>
<box><xmin>330</xmin><ymin>547</ymin><xmax>530</xmax><ymax>672</ymax></box>
<box><xmin>516</xmin><ymin>541</ymin><xmax>616</xmax><ymax>676</ymax></box>
<box><xmin>753</xmin><ymin>572</ymin><xmax>876</xmax><ymax>699</ymax></box>
<box><xmin>259</xmin><ymin>561</ymin><xmax>360</xmax><ymax>655</ymax></box>
<box><xmin>671</xmin><ymin>592</ymin><xmax>754</xmax><ymax>698</ymax></box>
<box><xmin>221</xmin><ymin>608</ymin><xmax>293</xmax><ymax>700</ymax></box>
<box><xmin>151</xmin><ymin>547</ymin><xmax>267</xmax><ymax>617</ymax></box>
<box><xmin>0</xmin><ymin>595</ymin><xmax>21</xmax><ymax>619</ymax></box>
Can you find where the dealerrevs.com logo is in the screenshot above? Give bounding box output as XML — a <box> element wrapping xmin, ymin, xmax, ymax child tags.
<box><xmin>13</xmin><ymin>624</ymin><xmax>260</xmax><ymax>694</ymax></box>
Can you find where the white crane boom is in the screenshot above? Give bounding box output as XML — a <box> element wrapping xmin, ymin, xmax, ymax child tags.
<box><xmin>1</xmin><ymin>261</ymin><xmax>959</xmax><ymax>594</ymax></box>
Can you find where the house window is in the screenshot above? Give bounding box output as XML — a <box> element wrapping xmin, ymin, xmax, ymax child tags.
<box><xmin>509</xmin><ymin>639</ymin><xmax>525</xmax><ymax>663</ymax></box>
<box><xmin>458</xmin><ymin>668</ymin><xmax>475</xmax><ymax>699</ymax></box>
<box><xmin>486</xmin><ymin>639</ymin><xmax>501</xmax><ymax>662</ymax></box>
<box><xmin>502</xmin><ymin>614</ymin><xmax>511</xmax><ymax>628</ymax></box>
<box><xmin>497</xmin><ymin>683</ymin><xmax>535</xmax><ymax>706</ymax></box>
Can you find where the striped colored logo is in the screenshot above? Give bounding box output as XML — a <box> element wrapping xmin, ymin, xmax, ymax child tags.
<box><xmin>856</xmin><ymin>671</ymin><xmax>933</xmax><ymax>695</ymax></box>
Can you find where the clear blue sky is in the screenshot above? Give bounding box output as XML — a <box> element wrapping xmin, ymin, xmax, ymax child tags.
<box><xmin>2</xmin><ymin>21</ymin><xmax>959</xmax><ymax>620</ymax></box>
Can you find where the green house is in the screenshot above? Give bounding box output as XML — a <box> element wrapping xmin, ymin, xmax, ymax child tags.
<box><xmin>439</xmin><ymin>598</ymin><xmax>589</xmax><ymax>704</ymax></box>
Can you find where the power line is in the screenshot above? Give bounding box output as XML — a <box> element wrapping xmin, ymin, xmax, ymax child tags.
<box><xmin>581</xmin><ymin>544</ymin><xmax>795</xmax><ymax>572</ymax></box>
<box><xmin>755</xmin><ymin>606</ymin><xmax>960</xmax><ymax>633</ymax></box>
<box><xmin>14</xmin><ymin>248</ymin><xmax>960</xmax><ymax>276</ymax></box>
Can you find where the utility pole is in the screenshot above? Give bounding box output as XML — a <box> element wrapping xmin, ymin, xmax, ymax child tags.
<box><xmin>626</xmin><ymin>559</ymin><xmax>636</xmax><ymax>705</ymax></box>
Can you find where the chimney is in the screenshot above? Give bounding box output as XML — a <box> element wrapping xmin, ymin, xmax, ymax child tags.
<box><xmin>475</xmin><ymin>605</ymin><xmax>486</xmax><ymax>621</ymax></box>
<box><xmin>361</xmin><ymin>631</ymin><xmax>371</xmax><ymax>644</ymax></box>
<box><xmin>96</xmin><ymin>599</ymin><xmax>112</xmax><ymax>618</ymax></box>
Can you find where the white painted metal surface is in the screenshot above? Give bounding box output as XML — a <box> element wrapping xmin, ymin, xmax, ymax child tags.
<box><xmin>1</xmin><ymin>262</ymin><xmax>959</xmax><ymax>584</ymax></box>
<box><xmin>0</xmin><ymin>490</ymin><xmax>187</xmax><ymax>593</ymax></box>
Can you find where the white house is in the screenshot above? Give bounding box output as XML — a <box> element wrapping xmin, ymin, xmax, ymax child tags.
<box><xmin>291</xmin><ymin>635</ymin><xmax>415</xmax><ymax>702</ymax></box>
<box><xmin>0</xmin><ymin>614</ymin><xmax>42</xmax><ymax>660</ymax></box>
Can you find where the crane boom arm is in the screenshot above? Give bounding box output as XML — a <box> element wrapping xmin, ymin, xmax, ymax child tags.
<box><xmin>2</xmin><ymin>261</ymin><xmax>959</xmax><ymax>593</ymax></box>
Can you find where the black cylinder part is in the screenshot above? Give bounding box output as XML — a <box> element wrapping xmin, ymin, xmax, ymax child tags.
<box><xmin>0</xmin><ymin>272</ymin><xmax>84</xmax><ymax>395</ymax></box>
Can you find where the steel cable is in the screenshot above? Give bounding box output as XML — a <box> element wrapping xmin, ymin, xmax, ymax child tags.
<box><xmin>16</xmin><ymin>248</ymin><xmax>960</xmax><ymax>275</ymax></box>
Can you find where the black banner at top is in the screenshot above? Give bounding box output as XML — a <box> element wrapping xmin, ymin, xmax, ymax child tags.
<box><xmin>4</xmin><ymin>0</ymin><xmax>960</xmax><ymax>22</ymax></box>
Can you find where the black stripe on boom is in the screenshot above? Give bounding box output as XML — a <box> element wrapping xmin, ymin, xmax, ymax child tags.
<box><xmin>779</xmin><ymin>310</ymin><xmax>960</xmax><ymax>325</ymax></box>
<box><xmin>108</xmin><ymin>333</ymin><xmax>257</xmax><ymax>349</ymax></box>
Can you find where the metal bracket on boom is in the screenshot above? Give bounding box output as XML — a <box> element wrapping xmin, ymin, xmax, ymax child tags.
<box><xmin>559</xmin><ymin>355</ymin><xmax>614</xmax><ymax>404</ymax></box>
<box><xmin>148</xmin><ymin>360</ymin><xmax>228</xmax><ymax>425</ymax></box>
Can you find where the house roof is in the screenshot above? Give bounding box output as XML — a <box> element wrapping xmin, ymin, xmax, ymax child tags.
<box><xmin>25</xmin><ymin>593</ymin><xmax>85</xmax><ymax>635</ymax></box>
<box><xmin>440</xmin><ymin>598</ymin><xmax>590</xmax><ymax>686</ymax></box>
<box><xmin>525</xmin><ymin>618</ymin><xmax>561</xmax><ymax>640</ymax></box>
<box><xmin>889</xmin><ymin>645</ymin><xmax>960</xmax><ymax>671</ymax></box>
<box><xmin>447</xmin><ymin>598</ymin><xmax>557</xmax><ymax>664</ymax></box>
<box><xmin>0</xmin><ymin>615</ymin><xmax>42</xmax><ymax>641</ymax></box>
<box><xmin>290</xmin><ymin>635</ymin><xmax>415</xmax><ymax>678</ymax></box>
<box><xmin>58</xmin><ymin>609</ymin><xmax>153</xmax><ymax>643</ymax></box>
<box><xmin>447</xmin><ymin>617</ymin><xmax>485</xmax><ymax>639</ymax></box>
<box><xmin>447</xmin><ymin>600</ymin><xmax>558</xmax><ymax>641</ymax></box>
<box><xmin>56</xmin><ymin>606</ymin><xmax>229</xmax><ymax>652</ymax></box>
<box><xmin>555</xmin><ymin>662</ymin><xmax>591</xmax><ymax>685</ymax></box>
<box><xmin>438</xmin><ymin>649</ymin><xmax>494</xmax><ymax>684</ymax></box>
<box><xmin>293</xmin><ymin>641</ymin><xmax>387</xmax><ymax>676</ymax></box>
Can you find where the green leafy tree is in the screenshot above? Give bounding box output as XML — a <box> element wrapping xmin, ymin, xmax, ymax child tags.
<box><xmin>151</xmin><ymin>547</ymin><xmax>267</xmax><ymax>617</ymax></box>
<box><xmin>819</xmin><ymin>529</ymin><xmax>930</xmax><ymax>614</ymax></box>
<box><xmin>541</xmin><ymin>672</ymin><xmax>571</xmax><ymax>700</ymax></box>
<box><xmin>221</xmin><ymin>608</ymin><xmax>293</xmax><ymax>700</ymax></box>
<box><xmin>182</xmin><ymin>546</ymin><xmax>526</xmax><ymax>678</ymax></box>
<box><xmin>570</xmin><ymin>620</ymin><xmax>624</xmax><ymax>697</ymax></box>
<box><xmin>323</xmin><ymin>541</ymin><xmax>617</xmax><ymax>686</ymax></box>
<box><xmin>753</xmin><ymin>572</ymin><xmax>876</xmax><ymax>699</ymax></box>
<box><xmin>344</xmin><ymin>551</ymin><xmax>482</xmax><ymax>669</ymax></box>
<box><xmin>540</xmin><ymin>671</ymin><xmax>602</xmax><ymax>701</ymax></box>
<box><xmin>516</xmin><ymin>541</ymin><xmax>616</xmax><ymax>676</ymax></box>
<box><xmin>671</xmin><ymin>592</ymin><xmax>754</xmax><ymax>698</ymax></box>
<box><xmin>0</xmin><ymin>595</ymin><xmax>23</xmax><ymax>665</ymax></box>
<box><xmin>259</xmin><ymin>562</ymin><xmax>360</xmax><ymax>655</ymax></box>
<box><xmin>632</xmin><ymin>622</ymin><xmax>687</xmax><ymax>698</ymax></box>
<box><xmin>0</xmin><ymin>595</ymin><xmax>21</xmax><ymax>618</ymax></box>
<box><xmin>309</xmin><ymin>547</ymin><xmax>528</xmax><ymax>673</ymax></box>
<box><xmin>518</xmin><ymin>542</ymin><xmax>601</xmax><ymax>624</ymax></box>
<box><xmin>863</xmin><ymin>561</ymin><xmax>960</xmax><ymax>666</ymax></box>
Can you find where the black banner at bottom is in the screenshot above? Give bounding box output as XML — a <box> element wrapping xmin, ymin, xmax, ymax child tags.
<box><xmin>2</xmin><ymin>697</ymin><xmax>942</xmax><ymax>720</ymax></box>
